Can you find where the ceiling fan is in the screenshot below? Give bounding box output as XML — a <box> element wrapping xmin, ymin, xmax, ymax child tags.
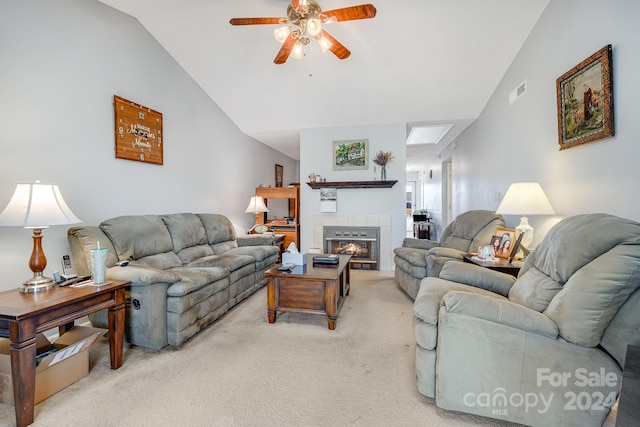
<box><xmin>230</xmin><ymin>0</ymin><xmax>377</xmax><ymax>64</ymax></box>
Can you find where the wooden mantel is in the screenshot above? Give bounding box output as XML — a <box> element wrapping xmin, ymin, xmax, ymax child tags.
<box><xmin>306</xmin><ymin>180</ymin><xmax>397</xmax><ymax>189</ymax></box>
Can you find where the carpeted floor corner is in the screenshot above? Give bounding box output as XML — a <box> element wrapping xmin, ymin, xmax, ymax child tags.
<box><xmin>0</xmin><ymin>270</ymin><xmax>613</xmax><ymax>426</ymax></box>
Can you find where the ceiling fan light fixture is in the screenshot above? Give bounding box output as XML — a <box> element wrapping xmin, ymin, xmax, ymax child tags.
<box><xmin>230</xmin><ymin>1</ymin><xmax>377</xmax><ymax>65</ymax></box>
<box><xmin>306</xmin><ymin>18</ymin><xmax>322</xmax><ymax>36</ymax></box>
<box><xmin>323</xmin><ymin>15</ymin><xmax>338</xmax><ymax>24</ymax></box>
<box><xmin>273</xmin><ymin>25</ymin><xmax>291</xmax><ymax>43</ymax></box>
<box><xmin>292</xmin><ymin>41</ymin><xmax>304</xmax><ymax>59</ymax></box>
<box><xmin>316</xmin><ymin>35</ymin><xmax>332</xmax><ymax>53</ymax></box>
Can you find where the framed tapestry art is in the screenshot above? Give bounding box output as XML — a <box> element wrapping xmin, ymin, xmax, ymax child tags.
<box><xmin>332</xmin><ymin>139</ymin><xmax>369</xmax><ymax>170</ymax></box>
<box><xmin>556</xmin><ymin>45</ymin><xmax>614</xmax><ymax>150</ymax></box>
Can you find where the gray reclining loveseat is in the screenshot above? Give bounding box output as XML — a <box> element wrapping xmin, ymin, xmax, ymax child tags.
<box><xmin>68</xmin><ymin>213</ymin><xmax>279</xmax><ymax>350</ymax></box>
<box><xmin>394</xmin><ymin>210</ymin><xmax>505</xmax><ymax>299</ymax></box>
<box><xmin>413</xmin><ymin>213</ymin><xmax>640</xmax><ymax>426</ymax></box>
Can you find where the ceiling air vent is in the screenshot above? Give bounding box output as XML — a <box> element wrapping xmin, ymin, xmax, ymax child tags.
<box><xmin>508</xmin><ymin>80</ymin><xmax>527</xmax><ymax>105</ymax></box>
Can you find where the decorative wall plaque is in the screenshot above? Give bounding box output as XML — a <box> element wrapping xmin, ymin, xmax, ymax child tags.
<box><xmin>114</xmin><ymin>95</ymin><xmax>163</xmax><ymax>164</ymax></box>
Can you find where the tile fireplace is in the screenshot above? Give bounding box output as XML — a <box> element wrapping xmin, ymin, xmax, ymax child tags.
<box><xmin>323</xmin><ymin>226</ymin><xmax>380</xmax><ymax>270</ymax></box>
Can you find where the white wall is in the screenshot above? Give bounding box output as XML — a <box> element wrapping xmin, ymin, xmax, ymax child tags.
<box><xmin>426</xmin><ymin>0</ymin><xmax>639</xmax><ymax>246</ymax></box>
<box><xmin>0</xmin><ymin>0</ymin><xmax>297</xmax><ymax>290</ymax></box>
<box><xmin>299</xmin><ymin>123</ymin><xmax>406</xmax><ymax>270</ymax></box>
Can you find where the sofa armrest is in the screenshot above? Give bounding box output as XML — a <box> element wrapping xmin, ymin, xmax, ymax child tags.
<box><xmin>441</xmin><ymin>290</ymin><xmax>559</xmax><ymax>339</ymax></box>
<box><xmin>402</xmin><ymin>238</ymin><xmax>440</xmax><ymax>250</ymax></box>
<box><xmin>237</xmin><ymin>234</ymin><xmax>274</xmax><ymax>247</ymax></box>
<box><xmin>439</xmin><ymin>262</ymin><xmax>515</xmax><ymax>297</ymax></box>
<box><xmin>106</xmin><ymin>265</ymin><xmax>180</xmax><ymax>286</ymax></box>
<box><xmin>427</xmin><ymin>247</ymin><xmax>464</xmax><ymax>259</ymax></box>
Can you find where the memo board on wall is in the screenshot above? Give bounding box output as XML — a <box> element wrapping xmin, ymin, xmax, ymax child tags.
<box><xmin>114</xmin><ymin>95</ymin><xmax>163</xmax><ymax>165</ymax></box>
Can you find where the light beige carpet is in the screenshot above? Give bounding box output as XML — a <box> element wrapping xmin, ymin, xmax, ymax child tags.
<box><xmin>0</xmin><ymin>271</ymin><xmax>610</xmax><ymax>426</ymax></box>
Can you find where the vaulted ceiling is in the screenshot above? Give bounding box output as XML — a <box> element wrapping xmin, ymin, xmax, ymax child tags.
<box><xmin>98</xmin><ymin>0</ymin><xmax>549</xmax><ymax>168</ymax></box>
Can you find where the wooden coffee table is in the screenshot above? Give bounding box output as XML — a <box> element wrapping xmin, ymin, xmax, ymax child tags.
<box><xmin>265</xmin><ymin>254</ymin><xmax>351</xmax><ymax>330</ymax></box>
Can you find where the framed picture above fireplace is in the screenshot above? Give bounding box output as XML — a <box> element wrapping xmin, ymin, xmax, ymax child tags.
<box><xmin>332</xmin><ymin>139</ymin><xmax>368</xmax><ymax>170</ymax></box>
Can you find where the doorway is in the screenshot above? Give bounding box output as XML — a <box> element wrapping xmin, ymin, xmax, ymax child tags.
<box><xmin>442</xmin><ymin>158</ymin><xmax>452</xmax><ymax>227</ymax></box>
<box><xmin>406</xmin><ymin>181</ymin><xmax>416</xmax><ymax>237</ymax></box>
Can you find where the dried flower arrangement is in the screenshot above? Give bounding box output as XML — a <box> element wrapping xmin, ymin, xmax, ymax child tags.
<box><xmin>372</xmin><ymin>151</ymin><xmax>394</xmax><ymax>166</ymax></box>
<box><xmin>372</xmin><ymin>151</ymin><xmax>393</xmax><ymax>180</ymax></box>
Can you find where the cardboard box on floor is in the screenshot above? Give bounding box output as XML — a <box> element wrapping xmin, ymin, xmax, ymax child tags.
<box><xmin>0</xmin><ymin>326</ymin><xmax>105</xmax><ymax>405</ymax></box>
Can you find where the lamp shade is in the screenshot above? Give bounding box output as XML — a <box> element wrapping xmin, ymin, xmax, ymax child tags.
<box><xmin>0</xmin><ymin>182</ymin><xmax>81</xmax><ymax>228</ymax></box>
<box><xmin>245</xmin><ymin>196</ymin><xmax>269</xmax><ymax>214</ymax></box>
<box><xmin>495</xmin><ymin>182</ymin><xmax>555</xmax><ymax>216</ymax></box>
<box><xmin>0</xmin><ymin>182</ymin><xmax>81</xmax><ymax>292</ymax></box>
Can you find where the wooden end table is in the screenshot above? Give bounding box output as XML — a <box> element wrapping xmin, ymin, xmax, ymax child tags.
<box><xmin>462</xmin><ymin>253</ymin><xmax>523</xmax><ymax>277</ymax></box>
<box><xmin>265</xmin><ymin>254</ymin><xmax>350</xmax><ymax>330</ymax></box>
<box><xmin>0</xmin><ymin>280</ymin><xmax>130</xmax><ymax>427</ymax></box>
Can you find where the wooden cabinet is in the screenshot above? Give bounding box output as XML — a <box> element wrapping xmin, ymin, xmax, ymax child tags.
<box><xmin>255</xmin><ymin>185</ymin><xmax>300</xmax><ymax>250</ymax></box>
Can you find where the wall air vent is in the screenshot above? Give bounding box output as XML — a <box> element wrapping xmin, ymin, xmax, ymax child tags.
<box><xmin>508</xmin><ymin>80</ymin><xmax>527</xmax><ymax>105</ymax></box>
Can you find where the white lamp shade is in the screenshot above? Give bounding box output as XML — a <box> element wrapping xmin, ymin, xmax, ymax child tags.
<box><xmin>291</xmin><ymin>42</ymin><xmax>304</xmax><ymax>59</ymax></box>
<box><xmin>0</xmin><ymin>183</ymin><xmax>81</xmax><ymax>228</ymax></box>
<box><xmin>245</xmin><ymin>196</ymin><xmax>269</xmax><ymax>214</ymax></box>
<box><xmin>316</xmin><ymin>35</ymin><xmax>333</xmax><ymax>53</ymax></box>
<box><xmin>273</xmin><ymin>25</ymin><xmax>291</xmax><ymax>44</ymax></box>
<box><xmin>495</xmin><ymin>182</ymin><xmax>555</xmax><ymax>216</ymax></box>
<box><xmin>306</xmin><ymin>18</ymin><xmax>322</xmax><ymax>36</ymax></box>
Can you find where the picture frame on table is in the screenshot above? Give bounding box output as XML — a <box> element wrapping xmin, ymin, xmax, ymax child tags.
<box><xmin>332</xmin><ymin>139</ymin><xmax>368</xmax><ymax>170</ymax></box>
<box><xmin>494</xmin><ymin>227</ymin><xmax>516</xmax><ymax>259</ymax></box>
<box><xmin>556</xmin><ymin>44</ymin><xmax>614</xmax><ymax>150</ymax></box>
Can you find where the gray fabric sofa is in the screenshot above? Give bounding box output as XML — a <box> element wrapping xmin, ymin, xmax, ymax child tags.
<box><xmin>413</xmin><ymin>213</ymin><xmax>640</xmax><ymax>426</ymax></box>
<box><xmin>394</xmin><ymin>210</ymin><xmax>505</xmax><ymax>299</ymax></box>
<box><xmin>68</xmin><ymin>213</ymin><xmax>279</xmax><ymax>350</ymax></box>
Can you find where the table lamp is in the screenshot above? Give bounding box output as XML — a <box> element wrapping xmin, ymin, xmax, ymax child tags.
<box><xmin>495</xmin><ymin>182</ymin><xmax>554</xmax><ymax>249</ymax></box>
<box><xmin>0</xmin><ymin>182</ymin><xmax>81</xmax><ymax>292</ymax></box>
<box><xmin>245</xmin><ymin>196</ymin><xmax>269</xmax><ymax>216</ymax></box>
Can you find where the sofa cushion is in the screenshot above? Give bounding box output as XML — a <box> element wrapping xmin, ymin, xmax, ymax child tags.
<box><xmin>161</xmin><ymin>213</ymin><xmax>214</xmax><ymax>264</ymax></box>
<box><xmin>225</xmin><ymin>246</ymin><xmax>279</xmax><ymax>262</ymax></box>
<box><xmin>196</xmin><ymin>213</ymin><xmax>239</xmax><ymax>254</ymax></box>
<box><xmin>544</xmin><ymin>244</ymin><xmax>640</xmax><ymax>346</ymax></box>
<box><xmin>508</xmin><ymin>267</ymin><xmax>563</xmax><ymax>312</ymax></box>
<box><xmin>394</xmin><ymin>247</ymin><xmax>428</xmax><ymax>268</ymax></box>
<box><xmin>161</xmin><ymin>213</ymin><xmax>209</xmax><ymax>251</ymax></box>
<box><xmin>186</xmin><ymin>254</ymin><xmax>255</xmax><ymax>272</ymax></box>
<box><xmin>67</xmin><ymin>226</ymin><xmax>119</xmax><ymax>276</ymax></box>
<box><xmin>413</xmin><ymin>277</ymin><xmax>505</xmax><ymax>351</ymax></box>
<box><xmin>100</xmin><ymin>215</ymin><xmax>181</xmax><ymax>269</ymax></box>
<box><xmin>530</xmin><ymin>213</ymin><xmax>639</xmax><ymax>284</ymax></box>
<box><xmin>535</xmin><ymin>214</ymin><xmax>640</xmax><ymax>346</ymax></box>
<box><xmin>439</xmin><ymin>210</ymin><xmax>502</xmax><ymax>252</ymax></box>
<box><xmin>166</xmin><ymin>267</ymin><xmax>229</xmax><ymax>297</ymax></box>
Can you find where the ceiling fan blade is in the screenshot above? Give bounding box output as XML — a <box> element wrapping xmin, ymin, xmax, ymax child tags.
<box><xmin>229</xmin><ymin>17</ymin><xmax>283</xmax><ymax>26</ymax></box>
<box><xmin>321</xmin><ymin>30</ymin><xmax>351</xmax><ymax>60</ymax></box>
<box><xmin>322</xmin><ymin>4</ymin><xmax>377</xmax><ymax>22</ymax></box>
<box><xmin>274</xmin><ymin>35</ymin><xmax>296</xmax><ymax>64</ymax></box>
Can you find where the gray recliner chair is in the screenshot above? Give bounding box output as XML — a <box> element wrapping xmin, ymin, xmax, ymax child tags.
<box><xmin>394</xmin><ymin>210</ymin><xmax>505</xmax><ymax>299</ymax></box>
<box><xmin>413</xmin><ymin>213</ymin><xmax>640</xmax><ymax>426</ymax></box>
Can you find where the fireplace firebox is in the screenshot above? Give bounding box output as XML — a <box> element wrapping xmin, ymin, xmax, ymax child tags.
<box><xmin>323</xmin><ymin>226</ymin><xmax>380</xmax><ymax>270</ymax></box>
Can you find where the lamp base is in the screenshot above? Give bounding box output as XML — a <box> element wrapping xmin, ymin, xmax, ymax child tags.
<box><xmin>20</xmin><ymin>273</ymin><xmax>56</xmax><ymax>293</ymax></box>
<box><xmin>516</xmin><ymin>216</ymin><xmax>534</xmax><ymax>249</ymax></box>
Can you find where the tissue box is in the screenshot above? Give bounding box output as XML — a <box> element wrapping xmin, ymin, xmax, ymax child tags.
<box><xmin>282</xmin><ymin>252</ymin><xmax>307</xmax><ymax>265</ymax></box>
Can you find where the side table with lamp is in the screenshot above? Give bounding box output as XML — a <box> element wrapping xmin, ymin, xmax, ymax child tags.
<box><xmin>0</xmin><ymin>181</ymin><xmax>82</xmax><ymax>293</ymax></box>
<box><xmin>244</xmin><ymin>196</ymin><xmax>286</xmax><ymax>261</ymax></box>
<box><xmin>495</xmin><ymin>182</ymin><xmax>555</xmax><ymax>252</ymax></box>
<box><xmin>0</xmin><ymin>181</ymin><xmax>130</xmax><ymax>427</ymax></box>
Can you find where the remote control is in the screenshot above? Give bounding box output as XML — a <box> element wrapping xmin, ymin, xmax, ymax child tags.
<box><xmin>58</xmin><ymin>275</ymin><xmax>91</xmax><ymax>287</ymax></box>
<box><xmin>277</xmin><ymin>263</ymin><xmax>295</xmax><ymax>271</ymax></box>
